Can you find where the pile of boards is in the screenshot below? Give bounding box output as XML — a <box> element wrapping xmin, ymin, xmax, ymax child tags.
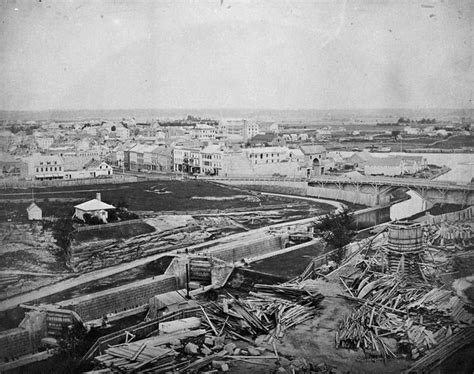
<box><xmin>337</xmin><ymin>272</ymin><xmax>473</xmax><ymax>360</ymax></box>
<box><xmin>407</xmin><ymin>327</ymin><xmax>474</xmax><ymax>373</ymax></box>
<box><xmin>91</xmin><ymin>283</ymin><xmax>324</xmax><ymax>373</ymax></box>
<box><xmin>201</xmin><ymin>283</ymin><xmax>324</xmax><ymax>342</ymax></box>
<box><xmin>93</xmin><ymin>328</ymin><xmax>207</xmax><ymax>373</ymax></box>
<box><xmin>424</xmin><ymin>219</ymin><xmax>473</xmax><ymax>250</ymax></box>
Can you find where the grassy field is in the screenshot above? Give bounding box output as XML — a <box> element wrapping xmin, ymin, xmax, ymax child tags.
<box><xmin>0</xmin><ymin>180</ymin><xmax>305</xmax><ymax>222</ymax></box>
<box><xmin>429</xmin><ymin>135</ymin><xmax>473</xmax><ymax>149</ymax></box>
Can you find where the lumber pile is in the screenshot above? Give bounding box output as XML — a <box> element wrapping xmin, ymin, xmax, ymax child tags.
<box><xmin>336</xmin><ymin>273</ymin><xmax>474</xmax><ymax>360</ymax></box>
<box><xmin>199</xmin><ymin>284</ymin><xmax>324</xmax><ymax>343</ymax></box>
<box><xmin>407</xmin><ymin>327</ymin><xmax>474</xmax><ymax>373</ymax></box>
<box><xmin>69</xmin><ymin>225</ymin><xmax>212</xmax><ymax>272</ymax></box>
<box><xmin>424</xmin><ymin>219</ymin><xmax>473</xmax><ymax>251</ymax></box>
<box><xmin>94</xmin><ymin>329</ymin><xmax>208</xmax><ymax>373</ymax></box>
<box><xmin>95</xmin><ymin>343</ymin><xmax>176</xmax><ymax>372</ymax></box>
<box><xmin>0</xmin><ymin>273</ymin><xmax>20</xmax><ymax>288</ymax></box>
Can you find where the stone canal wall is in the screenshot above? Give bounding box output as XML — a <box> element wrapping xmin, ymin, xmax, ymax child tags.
<box><xmin>56</xmin><ymin>275</ymin><xmax>178</xmax><ymax>322</ymax></box>
<box><xmin>202</xmin><ymin>233</ymin><xmax>289</xmax><ymax>263</ymax></box>
<box><xmin>0</xmin><ymin>311</ymin><xmax>46</xmax><ymax>360</ymax></box>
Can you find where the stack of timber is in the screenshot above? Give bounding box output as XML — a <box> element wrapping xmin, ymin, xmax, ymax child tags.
<box><xmin>95</xmin><ymin>344</ymin><xmax>176</xmax><ymax>373</ymax></box>
<box><xmin>94</xmin><ymin>328</ymin><xmax>207</xmax><ymax>373</ymax></box>
<box><xmin>200</xmin><ymin>283</ymin><xmax>324</xmax><ymax>342</ymax></box>
<box><xmin>69</xmin><ymin>224</ymin><xmax>212</xmax><ymax>272</ymax></box>
<box><xmin>423</xmin><ymin>218</ymin><xmax>473</xmax><ymax>251</ymax></box>
<box><xmin>0</xmin><ymin>273</ymin><xmax>20</xmax><ymax>288</ymax></box>
<box><xmin>406</xmin><ymin>327</ymin><xmax>474</xmax><ymax>373</ymax></box>
<box><xmin>337</xmin><ymin>272</ymin><xmax>474</xmax><ymax>360</ymax></box>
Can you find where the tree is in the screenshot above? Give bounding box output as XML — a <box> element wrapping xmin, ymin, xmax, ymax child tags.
<box><xmin>52</xmin><ymin>217</ymin><xmax>74</xmax><ymax>250</ymax></box>
<box><xmin>316</xmin><ymin>209</ymin><xmax>355</xmax><ymax>264</ymax></box>
<box><xmin>391</xmin><ymin>130</ymin><xmax>401</xmax><ymax>140</ymax></box>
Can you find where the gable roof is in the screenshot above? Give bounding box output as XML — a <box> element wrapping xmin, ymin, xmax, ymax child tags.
<box><xmin>83</xmin><ymin>159</ymin><xmax>103</xmax><ymax>169</ymax></box>
<box><xmin>299</xmin><ymin>144</ymin><xmax>326</xmax><ymax>155</ymax></box>
<box><xmin>27</xmin><ymin>202</ymin><xmax>41</xmax><ymax>212</ymax></box>
<box><xmin>366</xmin><ymin>157</ymin><xmax>402</xmax><ymax>167</ymax></box>
<box><xmin>289</xmin><ymin>148</ymin><xmax>304</xmax><ymax>157</ymax></box>
<box><xmin>74</xmin><ymin>199</ymin><xmax>115</xmax><ymax>211</ymax></box>
<box><xmin>347</xmin><ymin>151</ymin><xmax>374</xmax><ymax>163</ymax></box>
<box><xmin>249</xmin><ymin>133</ymin><xmax>279</xmax><ymax>143</ymax></box>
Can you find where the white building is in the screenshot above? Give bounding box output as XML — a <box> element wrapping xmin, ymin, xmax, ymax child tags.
<box><xmin>173</xmin><ymin>146</ymin><xmax>202</xmax><ymax>174</ymax></box>
<box><xmin>27</xmin><ymin>202</ymin><xmax>42</xmax><ymax>220</ymax></box>
<box><xmin>84</xmin><ymin>160</ymin><xmax>113</xmax><ymax>177</ymax></box>
<box><xmin>191</xmin><ymin>124</ymin><xmax>216</xmax><ymax>140</ymax></box>
<box><xmin>36</xmin><ymin>137</ymin><xmax>54</xmax><ymax>150</ymax></box>
<box><xmin>221</xmin><ymin>146</ymin><xmax>306</xmax><ymax>178</ymax></box>
<box><xmin>73</xmin><ymin>193</ymin><xmax>115</xmax><ymax>223</ymax></box>
<box><xmin>364</xmin><ymin>156</ymin><xmax>427</xmax><ymax>176</ymax></box>
<box><xmin>218</xmin><ymin>119</ymin><xmax>259</xmax><ymax>141</ymax></box>
<box><xmin>200</xmin><ymin>144</ymin><xmax>223</xmax><ymax>175</ymax></box>
<box><xmin>25</xmin><ymin>154</ymin><xmax>65</xmax><ymax>180</ymax></box>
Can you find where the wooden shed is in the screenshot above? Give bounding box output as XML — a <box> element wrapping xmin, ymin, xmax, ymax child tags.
<box><xmin>26</xmin><ymin>202</ymin><xmax>42</xmax><ymax>220</ymax></box>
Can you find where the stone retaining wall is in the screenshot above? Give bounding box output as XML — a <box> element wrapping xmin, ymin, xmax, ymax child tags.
<box><xmin>0</xmin><ymin>311</ymin><xmax>46</xmax><ymax>360</ymax></box>
<box><xmin>202</xmin><ymin>233</ymin><xmax>289</xmax><ymax>264</ymax></box>
<box><xmin>56</xmin><ymin>275</ymin><xmax>178</xmax><ymax>321</ymax></box>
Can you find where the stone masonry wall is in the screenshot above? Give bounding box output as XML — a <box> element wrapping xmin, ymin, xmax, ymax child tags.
<box><xmin>202</xmin><ymin>234</ymin><xmax>288</xmax><ymax>263</ymax></box>
<box><xmin>0</xmin><ymin>328</ymin><xmax>41</xmax><ymax>359</ymax></box>
<box><xmin>0</xmin><ymin>311</ymin><xmax>46</xmax><ymax>359</ymax></box>
<box><xmin>56</xmin><ymin>275</ymin><xmax>178</xmax><ymax>321</ymax></box>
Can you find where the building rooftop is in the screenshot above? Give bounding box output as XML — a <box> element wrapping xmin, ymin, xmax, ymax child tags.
<box><xmin>83</xmin><ymin>159</ymin><xmax>107</xmax><ymax>169</ymax></box>
<box><xmin>249</xmin><ymin>133</ymin><xmax>279</xmax><ymax>142</ymax></box>
<box><xmin>74</xmin><ymin>199</ymin><xmax>115</xmax><ymax>211</ymax></box>
<box><xmin>26</xmin><ymin>202</ymin><xmax>41</xmax><ymax>212</ymax></box>
<box><xmin>299</xmin><ymin>144</ymin><xmax>327</xmax><ymax>155</ymax></box>
<box><xmin>366</xmin><ymin>157</ymin><xmax>402</xmax><ymax>167</ymax></box>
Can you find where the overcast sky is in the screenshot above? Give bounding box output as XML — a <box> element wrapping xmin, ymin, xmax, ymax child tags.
<box><xmin>0</xmin><ymin>0</ymin><xmax>472</xmax><ymax>111</ymax></box>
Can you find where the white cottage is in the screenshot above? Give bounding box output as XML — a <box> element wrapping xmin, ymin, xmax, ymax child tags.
<box><xmin>73</xmin><ymin>193</ymin><xmax>115</xmax><ymax>223</ymax></box>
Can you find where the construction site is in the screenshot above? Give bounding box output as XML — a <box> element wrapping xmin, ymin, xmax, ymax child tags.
<box><xmin>0</xmin><ymin>179</ymin><xmax>473</xmax><ymax>374</ymax></box>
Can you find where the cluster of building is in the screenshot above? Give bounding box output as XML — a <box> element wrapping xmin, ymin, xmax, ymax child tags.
<box><xmin>0</xmin><ymin>116</ymin><xmax>437</xmax><ymax>182</ymax></box>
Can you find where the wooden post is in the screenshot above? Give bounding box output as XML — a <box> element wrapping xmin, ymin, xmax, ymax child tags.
<box><xmin>186</xmin><ymin>263</ymin><xmax>190</xmax><ymax>298</ymax></box>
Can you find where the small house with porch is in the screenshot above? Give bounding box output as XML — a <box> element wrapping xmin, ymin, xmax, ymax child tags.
<box><xmin>73</xmin><ymin>193</ymin><xmax>115</xmax><ymax>223</ymax></box>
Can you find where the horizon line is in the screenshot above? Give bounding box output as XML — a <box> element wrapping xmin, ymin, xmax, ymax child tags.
<box><xmin>0</xmin><ymin>107</ymin><xmax>472</xmax><ymax>113</ymax></box>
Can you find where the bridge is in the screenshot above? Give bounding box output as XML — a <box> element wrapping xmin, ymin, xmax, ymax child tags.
<box><xmin>207</xmin><ymin>175</ymin><xmax>473</xmax><ymax>207</ymax></box>
<box><xmin>308</xmin><ymin>175</ymin><xmax>473</xmax><ymax>206</ymax></box>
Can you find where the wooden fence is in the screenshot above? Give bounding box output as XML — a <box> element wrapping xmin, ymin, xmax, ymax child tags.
<box><xmin>1</xmin><ymin>175</ymin><xmax>137</xmax><ymax>188</ymax></box>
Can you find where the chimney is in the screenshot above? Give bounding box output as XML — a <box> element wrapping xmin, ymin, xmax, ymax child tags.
<box><xmin>96</xmin><ymin>192</ymin><xmax>101</xmax><ymax>201</ymax></box>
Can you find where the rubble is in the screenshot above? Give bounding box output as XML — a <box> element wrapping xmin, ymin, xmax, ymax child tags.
<box><xmin>330</xmin><ymin>216</ymin><xmax>474</xmax><ymax>367</ymax></box>
<box><xmin>200</xmin><ymin>284</ymin><xmax>324</xmax><ymax>342</ymax></box>
<box><xmin>90</xmin><ymin>279</ymin><xmax>325</xmax><ymax>373</ymax></box>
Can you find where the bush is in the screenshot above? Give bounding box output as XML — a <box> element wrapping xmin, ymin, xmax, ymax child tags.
<box><xmin>83</xmin><ymin>213</ymin><xmax>102</xmax><ymax>225</ymax></box>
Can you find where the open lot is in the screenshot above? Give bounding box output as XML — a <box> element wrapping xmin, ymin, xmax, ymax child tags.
<box><xmin>0</xmin><ymin>180</ymin><xmax>314</xmax><ymax>221</ymax></box>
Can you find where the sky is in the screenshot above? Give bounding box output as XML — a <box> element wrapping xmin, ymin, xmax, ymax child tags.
<box><xmin>0</xmin><ymin>0</ymin><xmax>472</xmax><ymax>111</ymax></box>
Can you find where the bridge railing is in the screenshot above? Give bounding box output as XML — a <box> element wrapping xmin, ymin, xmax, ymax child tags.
<box><xmin>309</xmin><ymin>175</ymin><xmax>473</xmax><ymax>190</ymax></box>
<box><xmin>200</xmin><ymin>174</ymin><xmax>472</xmax><ymax>191</ymax></box>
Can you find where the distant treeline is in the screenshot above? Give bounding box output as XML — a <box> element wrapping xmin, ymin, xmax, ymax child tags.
<box><xmin>377</xmin><ymin>117</ymin><xmax>437</xmax><ymax>126</ymax></box>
